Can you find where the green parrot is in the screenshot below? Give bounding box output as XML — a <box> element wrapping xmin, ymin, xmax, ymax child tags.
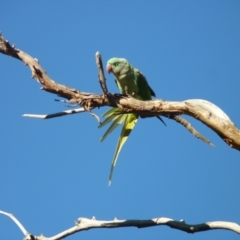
<box><xmin>99</xmin><ymin>57</ymin><xmax>166</xmax><ymax>184</ymax></box>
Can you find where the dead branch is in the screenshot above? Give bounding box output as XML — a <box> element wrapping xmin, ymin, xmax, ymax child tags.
<box><xmin>23</xmin><ymin>107</ymin><xmax>86</xmax><ymax>119</ymax></box>
<box><xmin>169</xmin><ymin>115</ymin><xmax>215</xmax><ymax>147</ymax></box>
<box><xmin>95</xmin><ymin>51</ymin><xmax>108</xmax><ymax>95</ymax></box>
<box><xmin>0</xmin><ymin>210</ymin><xmax>33</xmax><ymax>240</ymax></box>
<box><xmin>0</xmin><ymin>33</ymin><xmax>239</xmax><ymax>150</ymax></box>
<box><xmin>1</xmin><ymin>210</ymin><xmax>239</xmax><ymax>240</ymax></box>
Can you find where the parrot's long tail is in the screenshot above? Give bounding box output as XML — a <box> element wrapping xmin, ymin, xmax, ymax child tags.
<box><xmin>98</xmin><ymin>108</ymin><xmax>126</xmax><ymax>142</ymax></box>
<box><xmin>99</xmin><ymin>108</ymin><xmax>138</xmax><ymax>184</ymax></box>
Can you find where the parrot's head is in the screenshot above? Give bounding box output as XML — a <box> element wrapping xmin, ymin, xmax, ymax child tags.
<box><xmin>106</xmin><ymin>58</ymin><xmax>131</xmax><ymax>77</ymax></box>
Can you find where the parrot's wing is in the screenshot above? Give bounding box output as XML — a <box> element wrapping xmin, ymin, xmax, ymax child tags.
<box><xmin>108</xmin><ymin>114</ymin><xmax>138</xmax><ymax>185</ymax></box>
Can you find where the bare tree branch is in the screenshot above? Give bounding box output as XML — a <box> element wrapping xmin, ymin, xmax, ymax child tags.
<box><xmin>1</xmin><ymin>210</ymin><xmax>239</xmax><ymax>240</ymax></box>
<box><xmin>22</xmin><ymin>106</ymin><xmax>214</xmax><ymax>147</ymax></box>
<box><xmin>0</xmin><ymin>210</ymin><xmax>33</xmax><ymax>240</ymax></box>
<box><xmin>50</xmin><ymin>217</ymin><xmax>240</xmax><ymax>239</ymax></box>
<box><xmin>95</xmin><ymin>51</ymin><xmax>108</xmax><ymax>95</ymax></box>
<box><xmin>1</xmin><ymin>33</ymin><xmax>239</xmax><ymax>150</ymax></box>
<box><xmin>169</xmin><ymin>115</ymin><xmax>215</xmax><ymax>147</ymax></box>
<box><xmin>23</xmin><ymin>107</ymin><xmax>86</xmax><ymax>119</ymax></box>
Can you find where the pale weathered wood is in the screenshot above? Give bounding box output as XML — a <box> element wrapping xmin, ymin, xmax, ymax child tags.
<box><xmin>1</xmin><ymin>210</ymin><xmax>240</xmax><ymax>240</ymax></box>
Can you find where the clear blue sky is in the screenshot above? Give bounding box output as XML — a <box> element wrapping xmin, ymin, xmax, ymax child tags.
<box><xmin>0</xmin><ymin>1</ymin><xmax>239</xmax><ymax>239</ymax></box>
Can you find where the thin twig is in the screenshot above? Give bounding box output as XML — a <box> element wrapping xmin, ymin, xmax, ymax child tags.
<box><xmin>0</xmin><ymin>210</ymin><xmax>29</xmax><ymax>236</ymax></box>
<box><xmin>22</xmin><ymin>108</ymin><xmax>86</xmax><ymax>119</ymax></box>
<box><xmin>84</xmin><ymin>108</ymin><xmax>101</xmax><ymax>123</ymax></box>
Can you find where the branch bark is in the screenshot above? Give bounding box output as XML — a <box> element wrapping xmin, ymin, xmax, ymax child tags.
<box><xmin>0</xmin><ymin>33</ymin><xmax>239</xmax><ymax>150</ymax></box>
<box><xmin>95</xmin><ymin>51</ymin><xmax>108</xmax><ymax>94</ymax></box>
<box><xmin>1</xmin><ymin>210</ymin><xmax>239</xmax><ymax>240</ymax></box>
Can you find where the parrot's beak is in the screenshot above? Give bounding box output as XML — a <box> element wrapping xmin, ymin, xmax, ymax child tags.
<box><xmin>106</xmin><ymin>64</ymin><xmax>112</xmax><ymax>74</ymax></box>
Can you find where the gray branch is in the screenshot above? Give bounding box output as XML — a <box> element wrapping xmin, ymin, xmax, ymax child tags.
<box><xmin>23</xmin><ymin>107</ymin><xmax>86</xmax><ymax>119</ymax></box>
<box><xmin>0</xmin><ymin>210</ymin><xmax>33</xmax><ymax>240</ymax></box>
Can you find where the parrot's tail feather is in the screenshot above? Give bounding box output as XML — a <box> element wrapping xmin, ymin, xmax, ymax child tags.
<box><xmin>101</xmin><ymin>107</ymin><xmax>117</xmax><ymax>117</ymax></box>
<box><xmin>99</xmin><ymin>107</ymin><xmax>125</xmax><ymax>128</ymax></box>
<box><xmin>100</xmin><ymin>115</ymin><xmax>126</xmax><ymax>142</ymax></box>
<box><xmin>156</xmin><ymin>116</ymin><xmax>166</xmax><ymax>126</ymax></box>
<box><xmin>98</xmin><ymin>114</ymin><xmax>119</xmax><ymax>129</ymax></box>
<box><xmin>108</xmin><ymin>114</ymin><xmax>138</xmax><ymax>184</ymax></box>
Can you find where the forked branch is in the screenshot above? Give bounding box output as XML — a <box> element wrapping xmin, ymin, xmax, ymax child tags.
<box><xmin>0</xmin><ymin>33</ymin><xmax>239</xmax><ymax>150</ymax></box>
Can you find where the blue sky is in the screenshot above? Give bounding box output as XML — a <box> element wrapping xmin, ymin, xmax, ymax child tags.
<box><xmin>0</xmin><ymin>1</ymin><xmax>239</xmax><ymax>239</ymax></box>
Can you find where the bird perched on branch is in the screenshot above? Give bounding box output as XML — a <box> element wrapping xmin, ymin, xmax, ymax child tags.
<box><xmin>99</xmin><ymin>57</ymin><xmax>166</xmax><ymax>184</ymax></box>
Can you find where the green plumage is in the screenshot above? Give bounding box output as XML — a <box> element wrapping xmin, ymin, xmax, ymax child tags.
<box><xmin>99</xmin><ymin>57</ymin><xmax>165</xmax><ymax>184</ymax></box>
